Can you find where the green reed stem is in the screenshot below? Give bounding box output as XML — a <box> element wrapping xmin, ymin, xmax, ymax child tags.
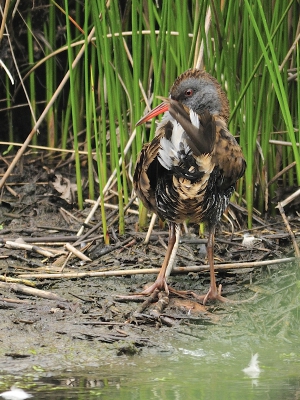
<box><xmin>65</xmin><ymin>0</ymin><xmax>83</xmax><ymax>209</ymax></box>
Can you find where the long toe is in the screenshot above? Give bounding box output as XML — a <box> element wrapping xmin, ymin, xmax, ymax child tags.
<box><xmin>115</xmin><ymin>277</ymin><xmax>168</xmax><ymax>300</ymax></box>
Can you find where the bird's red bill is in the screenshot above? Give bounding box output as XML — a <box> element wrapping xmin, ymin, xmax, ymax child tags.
<box><xmin>136</xmin><ymin>102</ymin><xmax>169</xmax><ymax>126</ymax></box>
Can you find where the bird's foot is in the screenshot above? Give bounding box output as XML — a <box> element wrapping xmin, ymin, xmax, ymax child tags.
<box><xmin>115</xmin><ymin>279</ymin><xmax>172</xmax><ymax>319</ymax></box>
<box><xmin>130</xmin><ymin>289</ymin><xmax>174</xmax><ymax>326</ymax></box>
<box><xmin>139</xmin><ymin>277</ymin><xmax>169</xmax><ymax>296</ymax></box>
<box><xmin>115</xmin><ymin>276</ymin><xmax>169</xmax><ymax>301</ymax></box>
<box><xmin>117</xmin><ymin>288</ymin><xmax>170</xmax><ymax>324</ymax></box>
<box><xmin>201</xmin><ymin>284</ymin><xmax>228</xmax><ymax>305</ymax></box>
<box><xmin>168</xmin><ymin>284</ymin><xmax>227</xmax><ymax>305</ymax></box>
<box><xmin>185</xmin><ymin>284</ymin><xmax>258</xmax><ymax>305</ymax></box>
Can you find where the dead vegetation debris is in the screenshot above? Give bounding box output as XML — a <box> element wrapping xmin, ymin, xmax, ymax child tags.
<box><xmin>0</xmin><ymin>156</ymin><xmax>299</xmax><ymax>367</ymax></box>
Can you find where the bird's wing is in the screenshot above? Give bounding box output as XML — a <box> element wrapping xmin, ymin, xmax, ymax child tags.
<box><xmin>212</xmin><ymin>119</ymin><xmax>246</xmax><ymax>187</ymax></box>
<box><xmin>133</xmin><ymin>133</ymin><xmax>163</xmax><ymax>214</ymax></box>
<box><xmin>167</xmin><ymin>98</ymin><xmax>245</xmax><ymax>190</ymax></box>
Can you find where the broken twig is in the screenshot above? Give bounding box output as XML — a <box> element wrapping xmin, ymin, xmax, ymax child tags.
<box><xmin>0</xmin><ymin>282</ymin><xmax>68</xmax><ymax>301</ymax></box>
<box><xmin>277</xmin><ymin>202</ymin><xmax>300</xmax><ymax>257</ymax></box>
<box><xmin>17</xmin><ymin>257</ymin><xmax>295</xmax><ymax>279</ymax></box>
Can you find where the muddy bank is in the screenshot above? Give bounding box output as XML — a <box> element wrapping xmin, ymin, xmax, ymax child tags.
<box><xmin>0</xmin><ymin>159</ymin><xmax>297</xmax><ymax>374</ymax></box>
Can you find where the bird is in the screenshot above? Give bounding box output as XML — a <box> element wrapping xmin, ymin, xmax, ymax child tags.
<box><xmin>133</xmin><ymin>68</ymin><xmax>246</xmax><ymax>304</ymax></box>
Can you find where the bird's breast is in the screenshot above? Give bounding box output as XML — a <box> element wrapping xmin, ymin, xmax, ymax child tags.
<box><xmin>158</xmin><ymin>119</ymin><xmax>190</xmax><ymax>170</ymax></box>
<box><xmin>152</xmin><ymin>117</ymin><xmax>216</xmax><ymax>223</ymax></box>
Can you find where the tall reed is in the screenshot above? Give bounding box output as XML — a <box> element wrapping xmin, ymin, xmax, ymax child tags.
<box><xmin>1</xmin><ymin>0</ymin><xmax>299</xmax><ymax>234</ymax></box>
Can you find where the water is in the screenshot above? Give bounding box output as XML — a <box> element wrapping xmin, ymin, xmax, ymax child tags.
<box><xmin>1</xmin><ymin>261</ymin><xmax>300</xmax><ymax>399</ymax></box>
<box><xmin>4</xmin><ymin>344</ymin><xmax>299</xmax><ymax>399</ymax></box>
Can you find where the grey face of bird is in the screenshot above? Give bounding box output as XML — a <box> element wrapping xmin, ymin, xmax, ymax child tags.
<box><xmin>136</xmin><ymin>70</ymin><xmax>230</xmax><ymax>127</ymax></box>
<box><xmin>170</xmin><ymin>77</ymin><xmax>224</xmax><ymax>117</ymax></box>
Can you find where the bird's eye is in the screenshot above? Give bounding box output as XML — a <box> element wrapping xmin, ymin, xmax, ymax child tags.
<box><xmin>185</xmin><ymin>89</ymin><xmax>193</xmax><ymax>97</ymax></box>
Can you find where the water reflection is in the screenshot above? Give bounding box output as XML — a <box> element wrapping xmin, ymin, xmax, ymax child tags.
<box><xmin>3</xmin><ymin>345</ymin><xmax>299</xmax><ymax>400</ymax></box>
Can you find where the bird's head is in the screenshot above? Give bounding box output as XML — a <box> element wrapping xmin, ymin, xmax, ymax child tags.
<box><xmin>170</xmin><ymin>69</ymin><xmax>229</xmax><ymax>122</ymax></box>
<box><xmin>136</xmin><ymin>69</ymin><xmax>229</xmax><ymax>126</ymax></box>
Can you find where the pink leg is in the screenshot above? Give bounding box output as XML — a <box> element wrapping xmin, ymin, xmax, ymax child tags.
<box><xmin>169</xmin><ymin>224</ymin><xmax>227</xmax><ymax>304</ymax></box>
<box><xmin>200</xmin><ymin>224</ymin><xmax>226</xmax><ymax>304</ymax></box>
<box><xmin>140</xmin><ymin>222</ymin><xmax>178</xmax><ymax>295</ymax></box>
<box><xmin>115</xmin><ymin>223</ymin><xmax>179</xmax><ymax>300</ymax></box>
